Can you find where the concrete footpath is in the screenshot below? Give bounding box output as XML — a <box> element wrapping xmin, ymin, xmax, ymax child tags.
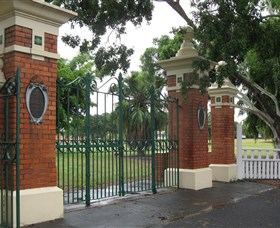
<box><xmin>26</xmin><ymin>181</ymin><xmax>280</xmax><ymax>228</ymax></box>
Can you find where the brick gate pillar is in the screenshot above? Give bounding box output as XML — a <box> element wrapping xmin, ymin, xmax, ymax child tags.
<box><xmin>157</xmin><ymin>26</ymin><xmax>212</xmax><ymax>190</ymax></box>
<box><xmin>208</xmin><ymin>78</ymin><xmax>238</xmax><ymax>182</ymax></box>
<box><xmin>0</xmin><ymin>0</ymin><xmax>76</xmax><ymax>226</ymax></box>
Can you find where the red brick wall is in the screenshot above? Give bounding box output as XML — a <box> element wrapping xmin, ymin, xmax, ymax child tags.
<box><xmin>45</xmin><ymin>33</ymin><xmax>57</xmax><ymax>53</ymax></box>
<box><xmin>5</xmin><ymin>25</ymin><xmax>32</xmax><ymax>48</ymax></box>
<box><xmin>3</xmin><ymin>25</ymin><xmax>58</xmax><ymax>189</ymax></box>
<box><xmin>167</xmin><ymin>75</ymin><xmax>176</xmax><ymax>87</ymax></box>
<box><xmin>169</xmin><ymin>88</ymin><xmax>209</xmax><ymax>169</ymax></box>
<box><xmin>211</xmin><ymin>96</ymin><xmax>235</xmax><ymax>164</ymax></box>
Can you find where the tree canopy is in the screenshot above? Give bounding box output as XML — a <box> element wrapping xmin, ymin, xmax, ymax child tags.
<box><xmin>138</xmin><ymin>0</ymin><xmax>280</xmax><ymax>147</ymax></box>
<box><xmin>150</xmin><ymin>0</ymin><xmax>280</xmax><ymax>148</ymax></box>
<box><xmin>56</xmin><ymin>54</ymin><xmax>95</xmax><ymax>131</ymax></box>
<box><xmin>51</xmin><ymin>0</ymin><xmax>280</xmax><ymax>148</ymax></box>
<box><xmin>46</xmin><ymin>0</ymin><xmax>154</xmax><ymax>75</ymax></box>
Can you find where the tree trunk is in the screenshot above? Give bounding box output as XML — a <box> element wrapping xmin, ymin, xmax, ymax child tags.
<box><xmin>273</xmin><ymin>127</ymin><xmax>280</xmax><ymax>158</ymax></box>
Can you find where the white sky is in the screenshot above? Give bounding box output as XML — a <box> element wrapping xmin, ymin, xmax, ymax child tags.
<box><xmin>58</xmin><ymin>1</ymin><xmax>189</xmax><ymax>72</ymax></box>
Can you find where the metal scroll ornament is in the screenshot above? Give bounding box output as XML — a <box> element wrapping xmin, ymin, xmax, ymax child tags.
<box><xmin>197</xmin><ymin>105</ymin><xmax>206</xmax><ymax>130</ymax></box>
<box><xmin>26</xmin><ymin>76</ymin><xmax>48</xmax><ymax>124</ymax></box>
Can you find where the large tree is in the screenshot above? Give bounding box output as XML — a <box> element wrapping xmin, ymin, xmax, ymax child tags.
<box><xmin>154</xmin><ymin>0</ymin><xmax>280</xmax><ymax>148</ymax></box>
<box><xmin>49</xmin><ymin>0</ymin><xmax>280</xmax><ymax>148</ymax></box>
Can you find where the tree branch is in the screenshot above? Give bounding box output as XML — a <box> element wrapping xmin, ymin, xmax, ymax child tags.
<box><xmin>236</xmin><ymin>91</ymin><xmax>275</xmax><ymax>129</ymax></box>
<box><xmin>154</xmin><ymin>0</ymin><xmax>196</xmax><ymax>29</ymax></box>
<box><xmin>262</xmin><ymin>14</ymin><xmax>280</xmax><ymax>20</ymax></box>
<box><xmin>234</xmin><ymin>72</ymin><xmax>278</xmax><ymax>120</ymax></box>
<box><xmin>252</xmin><ymin>82</ymin><xmax>280</xmax><ymax>117</ymax></box>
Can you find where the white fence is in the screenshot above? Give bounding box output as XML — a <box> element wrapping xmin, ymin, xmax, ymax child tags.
<box><xmin>237</xmin><ymin>124</ymin><xmax>280</xmax><ymax>180</ymax></box>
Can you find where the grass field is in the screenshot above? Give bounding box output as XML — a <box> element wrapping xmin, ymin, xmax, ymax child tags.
<box><xmin>209</xmin><ymin>138</ymin><xmax>274</xmax><ymax>153</ymax></box>
<box><xmin>237</xmin><ymin>138</ymin><xmax>274</xmax><ymax>149</ymax></box>
<box><xmin>57</xmin><ymin>138</ymin><xmax>275</xmax><ymax>190</ymax></box>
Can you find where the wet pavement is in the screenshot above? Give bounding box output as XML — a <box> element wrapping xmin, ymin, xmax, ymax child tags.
<box><xmin>26</xmin><ymin>181</ymin><xmax>280</xmax><ymax>228</ymax></box>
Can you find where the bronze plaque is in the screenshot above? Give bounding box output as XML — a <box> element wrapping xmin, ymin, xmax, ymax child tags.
<box><xmin>29</xmin><ymin>87</ymin><xmax>45</xmax><ymax>118</ymax></box>
<box><xmin>198</xmin><ymin>105</ymin><xmax>206</xmax><ymax>130</ymax></box>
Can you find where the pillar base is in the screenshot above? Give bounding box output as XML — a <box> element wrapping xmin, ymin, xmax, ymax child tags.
<box><xmin>209</xmin><ymin>164</ymin><xmax>238</xmax><ymax>182</ymax></box>
<box><xmin>17</xmin><ymin>187</ymin><xmax>63</xmax><ymax>227</ymax></box>
<box><xmin>165</xmin><ymin>168</ymin><xmax>212</xmax><ymax>190</ymax></box>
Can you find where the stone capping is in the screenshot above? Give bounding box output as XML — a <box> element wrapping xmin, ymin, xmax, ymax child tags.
<box><xmin>4</xmin><ymin>45</ymin><xmax>60</xmax><ymax>60</ymax></box>
<box><xmin>209</xmin><ymin>78</ymin><xmax>238</xmax><ymax>97</ymax></box>
<box><xmin>0</xmin><ymin>0</ymin><xmax>77</xmax><ymax>26</ymax></box>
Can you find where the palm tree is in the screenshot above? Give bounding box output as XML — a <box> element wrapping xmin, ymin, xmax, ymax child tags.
<box><xmin>116</xmin><ymin>71</ymin><xmax>167</xmax><ymax>156</ymax></box>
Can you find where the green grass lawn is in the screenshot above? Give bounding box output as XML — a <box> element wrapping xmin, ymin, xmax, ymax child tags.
<box><xmin>238</xmin><ymin>138</ymin><xmax>274</xmax><ymax>149</ymax></box>
<box><xmin>57</xmin><ymin>138</ymin><xmax>275</xmax><ymax>189</ymax></box>
<box><xmin>208</xmin><ymin>138</ymin><xmax>275</xmax><ymax>153</ymax></box>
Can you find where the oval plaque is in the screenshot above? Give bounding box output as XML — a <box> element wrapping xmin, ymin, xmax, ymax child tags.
<box><xmin>26</xmin><ymin>83</ymin><xmax>48</xmax><ymax>124</ymax></box>
<box><xmin>197</xmin><ymin>105</ymin><xmax>206</xmax><ymax>130</ymax></box>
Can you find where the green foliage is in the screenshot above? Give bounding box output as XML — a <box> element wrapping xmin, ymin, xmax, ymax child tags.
<box><xmin>46</xmin><ymin>0</ymin><xmax>154</xmax><ymax>75</ymax></box>
<box><xmin>188</xmin><ymin>0</ymin><xmax>280</xmax><ymax>147</ymax></box>
<box><xmin>114</xmin><ymin>70</ymin><xmax>168</xmax><ymax>155</ymax></box>
<box><xmin>153</xmin><ymin>31</ymin><xmax>183</xmax><ymax>60</ymax></box>
<box><xmin>57</xmin><ymin>54</ymin><xmax>95</xmax><ymax>131</ymax></box>
<box><xmin>90</xmin><ymin>113</ymin><xmax>117</xmax><ymax>139</ymax></box>
<box><xmin>95</xmin><ymin>44</ymin><xmax>134</xmax><ymax>76</ymax></box>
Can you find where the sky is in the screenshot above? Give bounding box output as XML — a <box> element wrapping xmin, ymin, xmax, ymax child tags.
<box><xmin>58</xmin><ymin>1</ymin><xmax>189</xmax><ymax>72</ymax></box>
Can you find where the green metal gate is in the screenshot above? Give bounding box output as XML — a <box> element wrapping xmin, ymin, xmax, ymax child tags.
<box><xmin>0</xmin><ymin>68</ymin><xmax>21</xmax><ymax>227</ymax></box>
<box><xmin>56</xmin><ymin>73</ymin><xmax>179</xmax><ymax>205</ymax></box>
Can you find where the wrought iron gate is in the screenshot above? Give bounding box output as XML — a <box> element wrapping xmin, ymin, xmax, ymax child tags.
<box><xmin>56</xmin><ymin>73</ymin><xmax>179</xmax><ymax>205</ymax></box>
<box><xmin>0</xmin><ymin>68</ymin><xmax>21</xmax><ymax>227</ymax></box>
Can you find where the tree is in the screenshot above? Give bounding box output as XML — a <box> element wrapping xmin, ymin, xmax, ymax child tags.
<box><xmin>57</xmin><ymin>54</ymin><xmax>95</xmax><ymax>132</ymax></box>
<box><xmin>90</xmin><ymin>113</ymin><xmax>117</xmax><ymax>139</ymax></box>
<box><xmin>115</xmin><ymin>70</ymin><xmax>167</xmax><ymax>156</ymax></box>
<box><xmin>51</xmin><ymin>0</ymin><xmax>280</xmax><ymax>148</ymax></box>
<box><xmin>154</xmin><ymin>0</ymin><xmax>280</xmax><ymax>149</ymax></box>
<box><xmin>45</xmin><ymin>0</ymin><xmax>154</xmax><ymax>76</ymax></box>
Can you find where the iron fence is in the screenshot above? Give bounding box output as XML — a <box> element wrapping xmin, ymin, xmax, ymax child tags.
<box><xmin>56</xmin><ymin>73</ymin><xmax>179</xmax><ymax>205</ymax></box>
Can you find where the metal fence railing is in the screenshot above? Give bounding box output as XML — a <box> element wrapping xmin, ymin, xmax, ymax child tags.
<box><xmin>56</xmin><ymin>73</ymin><xmax>179</xmax><ymax>205</ymax></box>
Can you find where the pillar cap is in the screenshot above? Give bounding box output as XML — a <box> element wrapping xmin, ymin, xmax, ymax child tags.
<box><xmin>156</xmin><ymin>26</ymin><xmax>199</xmax><ymax>72</ymax></box>
<box><xmin>208</xmin><ymin>78</ymin><xmax>238</xmax><ymax>97</ymax></box>
<box><xmin>0</xmin><ymin>0</ymin><xmax>77</xmax><ymax>26</ymax></box>
<box><xmin>0</xmin><ymin>0</ymin><xmax>77</xmax><ymax>59</ymax></box>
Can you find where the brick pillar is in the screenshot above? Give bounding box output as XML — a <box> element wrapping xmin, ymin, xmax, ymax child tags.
<box><xmin>209</xmin><ymin>78</ymin><xmax>238</xmax><ymax>182</ymax></box>
<box><xmin>3</xmin><ymin>25</ymin><xmax>59</xmax><ymax>189</ymax></box>
<box><xmin>0</xmin><ymin>0</ymin><xmax>76</xmax><ymax>226</ymax></box>
<box><xmin>157</xmin><ymin>26</ymin><xmax>212</xmax><ymax>190</ymax></box>
<box><xmin>168</xmin><ymin>89</ymin><xmax>209</xmax><ymax>169</ymax></box>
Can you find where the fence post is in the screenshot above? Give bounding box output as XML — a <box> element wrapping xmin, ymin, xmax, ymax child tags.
<box><xmin>16</xmin><ymin>67</ymin><xmax>21</xmax><ymax>228</ymax></box>
<box><xmin>150</xmin><ymin>86</ymin><xmax>157</xmax><ymax>194</ymax></box>
<box><xmin>237</xmin><ymin>123</ymin><xmax>244</xmax><ymax>179</ymax></box>
<box><xmin>118</xmin><ymin>73</ymin><xmax>125</xmax><ymax>196</ymax></box>
<box><xmin>85</xmin><ymin>72</ymin><xmax>92</xmax><ymax>206</ymax></box>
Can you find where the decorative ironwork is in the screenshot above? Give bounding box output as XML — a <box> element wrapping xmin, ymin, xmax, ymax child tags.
<box><xmin>26</xmin><ymin>76</ymin><xmax>48</xmax><ymax>124</ymax></box>
<box><xmin>0</xmin><ymin>67</ymin><xmax>21</xmax><ymax>228</ymax></box>
<box><xmin>56</xmin><ymin>73</ymin><xmax>179</xmax><ymax>205</ymax></box>
<box><xmin>0</xmin><ymin>76</ymin><xmax>17</xmax><ymax>95</ymax></box>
